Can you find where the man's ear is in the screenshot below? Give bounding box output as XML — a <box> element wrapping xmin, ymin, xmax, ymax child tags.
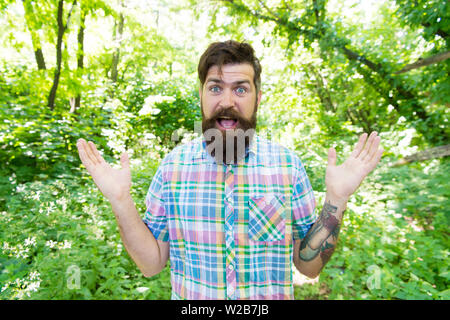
<box><xmin>256</xmin><ymin>90</ymin><xmax>262</xmax><ymax>107</ymax></box>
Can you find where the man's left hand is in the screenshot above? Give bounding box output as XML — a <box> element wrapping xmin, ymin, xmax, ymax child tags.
<box><xmin>325</xmin><ymin>131</ymin><xmax>384</xmax><ymax>202</ymax></box>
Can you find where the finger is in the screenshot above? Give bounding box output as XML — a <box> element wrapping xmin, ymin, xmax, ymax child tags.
<box><xmin>327</xmin><ymin>147</ymin><xmax>337</xmax><ymax>167</ymax></box>
<box><xmin>85</xmin><ymin>140</ymin><xmax>100</xmax><ymax>165</ymax></box>
<box><xmin>120</xmin><ymin>152</ymin><xmax>130</xmax><ymax>170</ymax></box>
<box><xmin>79</xmin><ymin>139</ymin><xmax>98</xmax><ymax>166</ymax></box>
<box><xmin>365</xmin><ymin>136</ymin><xmax>381</xmax><ymax>162</ymax></box>
<box><xmin>359</xmin><ymin>131</ymin><xmax>377</xmax><ymax>160</ymax></box>
<box><xmin>350</xmin><ymin>133</ymin><xmax>368</xmax><ymax>158</ymax></box>
<box><xmin>361</xmin><ymin>134</ymin><xmax>380</xmax><ymax>162</ymax></box>
<box><xmin>88</xmin><ymin>141</ymin><xmax>106</xmax><ymax>164</ymax></box>
<box><xmin>368</xmin><ymin>148</ymin><xmax>384</xmax><ymax>172</ymax></box>
<box><xmin>76</xmin><ymin>139</ymin><xmax>94</xmax><ymax>169</ymax></box>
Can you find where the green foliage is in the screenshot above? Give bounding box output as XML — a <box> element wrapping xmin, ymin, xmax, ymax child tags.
<box><xmin>0</xmin><ymin>158</ymin><xmax>172</xmax><ymax>300</ymax></box>
<box><xmin>294</xmin><ymin>146</ymin><xmax>449</xmax><ymax>300</ymax></box>
<box><xmin>116</xmin><ymin>74</ymin><xmax>201</xmax><ymax>150</ymax></box>
<box><xmin>0</xmin><ymin>0</ymin><xmax>448</xmax><ymax>301</ymax></box>
<box><xmin>219</xmin><ymin>0</ymin><xmax>449</xmax><ymax>145</ymax></box>
<box><xmin>0</xmin><ymin>65</ymin><xmax>112</xmax><ymax>185</ymax></box>
<box><xmin>395</xmin><ymin>0</ymin><xmax>449</xmax><ymax>47</ymax></box>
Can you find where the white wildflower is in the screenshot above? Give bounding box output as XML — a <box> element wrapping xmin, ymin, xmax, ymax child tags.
<box><xmin>31</xmin><ymin>191</ymin><xmax>41</xmax><ymax>201</ymax></box>
<box><xmin>45</xmin><ymin>240</ymin><xmax>57</xmax><ymax>248</ymax></box>
<box><xmin>17</xmin><ymin>246</ymin><xmax>30</xmax><ymax>259</ymax></box>
<box><xmin>56</xmin><ymin>198</ymin><xmax>68</xmax><ymax>212</ymax></box>
<box><xmin>24</xmin><ymin>236</ymin><xmax>37</xmax><ymax>247</ymax></box>
<box><xmin>2</xmin><ymin>242</ymin><xmax>10</xmax><ymax>251</ymax></box>
<box><xmin>46</xmin><ymin>202</ymin><xmax>56</xmax><ymax>216</ymax></box>
<box><xmin>136</xmin><ymin>287</ymin><xmax>149</xmax><ymax>293</ymax></box>
<box><xmin>29</xmin><ymin>271</ymin><xmax>40</xmax><ymax>281</ymax></box>
<box><xmin>59</xmin><ymin>240</ymin><xmax>72</xmax><ymax>249</ymax></box>
<box><xmin>26</xmin><ymin>281</ymin><xmax>40</xmax><ymax>293</ymax></box>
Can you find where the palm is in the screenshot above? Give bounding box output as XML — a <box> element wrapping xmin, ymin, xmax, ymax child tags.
<box><xmin>325</xmin><ymin>132</ymin><xmax>383</xmax><ymax>200</ymax></box>
<box><xmin>76</xmin><ymin>139</ymin><xmax>131</xmax><ymax>201</ymax></box>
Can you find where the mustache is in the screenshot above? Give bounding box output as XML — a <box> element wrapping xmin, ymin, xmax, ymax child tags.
<box><xmin>201</xmin><ymin>105</ymin><xmax>258</xmax><ymax>164</ymax></box>
<box><xmin>207</xmin><ymin>108</ymin><xmax>244</xmax><ymax>122</ymax></box>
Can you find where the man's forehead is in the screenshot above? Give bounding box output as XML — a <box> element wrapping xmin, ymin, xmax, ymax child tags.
<box><xmin>205</xmin><ymin>63</ymin><xmax>255</xmax><ymax>82</ymax></box>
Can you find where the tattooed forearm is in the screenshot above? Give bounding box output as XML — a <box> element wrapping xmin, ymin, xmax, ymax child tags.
<box><xmin>299</xmin><ymin>201</ymin><xmax>343</xmax><ymax>266</ymax></box>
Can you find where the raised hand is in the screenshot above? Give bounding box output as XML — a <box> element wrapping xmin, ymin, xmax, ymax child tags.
<box><xmin>76</xmin><ymin>138</ymin><xmax>132</xmax><ymax>201</ymax></box>
<box><xmin>325</xmin><ymin>132</ymin><xmax>384</xmax><ymax>201</ymax></box>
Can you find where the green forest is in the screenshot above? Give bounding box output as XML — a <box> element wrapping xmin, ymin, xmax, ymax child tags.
<box><xmin>0</xmin><ymin>0</ymin><xmax>448</xmax><ymax>300</ymax></box>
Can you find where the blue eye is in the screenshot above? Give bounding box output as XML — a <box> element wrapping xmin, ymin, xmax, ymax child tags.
<box><xmin>235</xmin><ymin>87</ymin><xmax>246</xmax><ymax>94</ymax></box>
<box><xmin>210</xmin><ymin>86</ymin><xmax>221</xmax><ymax>93</ymax></box>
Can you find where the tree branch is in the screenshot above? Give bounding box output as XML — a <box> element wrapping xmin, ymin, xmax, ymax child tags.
<box><xmin>394</xmin><ymin>51</ymin><xmax>450</xmax><ymax>74</ymax></box>
<box><xmin>341</xmin><ymin>46</ymin><xmax>384</xmax><ymax>75</ymax></box>
<box><xmin>390</xmin><ymin>144</ymin><xmax>450</xmax><ymax>166</ymax></box>
<box><xmin>219</xmin><ymin>0</ymin><xmax>444</xmax><ymax>141</ymax></box>
<box><xmin>64</xmin><ymin>0</ymin><xmax>77</xmax><ymax>31</ymax></box>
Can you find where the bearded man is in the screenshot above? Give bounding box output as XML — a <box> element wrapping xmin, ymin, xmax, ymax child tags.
<box><xmin>76</xmin><ymin>40</ymin><xmax>383</xmax><ymax>300</ymax></box>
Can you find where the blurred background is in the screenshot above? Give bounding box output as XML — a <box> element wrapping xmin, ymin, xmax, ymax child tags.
<box><xmin>0</xmin><ymin>0</ymin><xmax>448</xmax><ymax>300</ymax></box>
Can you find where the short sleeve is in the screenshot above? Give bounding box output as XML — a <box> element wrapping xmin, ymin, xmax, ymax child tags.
<box><xmin>291</xmin><ymin>157</ymin><xmax>317</xmax><ymax>240</ymax></box>
<box><xmin>143</xmin><ymin>165</ymin><xmax>169</xmax><ymax>242</ymax></box>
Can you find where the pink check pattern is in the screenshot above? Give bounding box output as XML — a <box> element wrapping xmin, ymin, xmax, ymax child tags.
<box><xmin>143</xmin><ymin>135</ymin><xmax>317</xmax><ymax>299</ymax></box>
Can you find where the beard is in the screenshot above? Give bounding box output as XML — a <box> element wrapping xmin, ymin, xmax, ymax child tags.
<box><xmin>201</xmin><ymin>102</ymin><xmax>257</xmax><ymax>165</ymax></box>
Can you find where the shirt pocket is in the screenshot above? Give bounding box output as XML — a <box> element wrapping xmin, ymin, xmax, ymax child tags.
<box><xmin>248</xmin><ymin>193</ymin><xmax>286</xmax><ymax>242</ymax></box>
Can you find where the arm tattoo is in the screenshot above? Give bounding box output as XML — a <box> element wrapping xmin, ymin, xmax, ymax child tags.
<box><xmin>299</xmin><ymin>202</ymin><xmax>342</xmax><ymax>267</ymax></box>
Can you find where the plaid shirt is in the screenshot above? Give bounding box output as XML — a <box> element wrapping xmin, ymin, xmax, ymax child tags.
<box><xmin>143</xmin><ymin>134</ymin><xmax>317</xmax><ymax>300</ymax></box>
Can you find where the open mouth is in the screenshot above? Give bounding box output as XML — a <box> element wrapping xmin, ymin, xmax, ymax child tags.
<box><xmin>216</xmin><ymin>117</ymin><xmax>238</xmax><ymax>130</ymax></box>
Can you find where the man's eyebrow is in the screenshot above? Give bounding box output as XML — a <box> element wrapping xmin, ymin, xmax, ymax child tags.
<box><xmin>205</xmin><ymin>78</ymin><xmax>251</xmax><ymax>85</ymax></box>
<box><xmin>205</xmin><ymin>78</ymin><xmax>223</xmax><ymax>84</ymax></box>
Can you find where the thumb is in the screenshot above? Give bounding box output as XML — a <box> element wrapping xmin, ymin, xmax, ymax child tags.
<box><xmin>120</xmin><ymin>152</ymin><xmax>130</xmax><ymax>170</ymax></box>
<box><xmin>327</xmin><ymin>147</ymin><xmax>337</xmax><ymax>167</ymax></box>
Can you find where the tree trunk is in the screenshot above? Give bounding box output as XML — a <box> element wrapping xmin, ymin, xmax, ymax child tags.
<box><xmin>47</xmin><ymin>0</ymin><xmax>77</xmax><ymax>111</ymax></box>
<box><xmin>71</xmin><ymin>8</ymin><xmax>85</xmax><ymax>113</ymax></box>
<box><xmin>22</xmin><ymin>0</ymin><xmax>46</xmax><ymax>70</ymax></box>
<box><xmin>390</xmin><ymin>144</ymin><xmax>450</xmax><ymax>166</ymax></box>
<box><xmin>34</xmin><ymin>48</ymin><xmax>46</xmax><ymax>70</ymax></box>
<box><xmin>47</xmin><ymin>0</ymin><xmax>64</xmax><ymax>111</ymax></box>
<box><xmin>305</xmin><ymin>64</ymin><xmax>336</xmax><ymax>112</ymax></box>
<box><xmin>110</xmin><ymin>11</ymin><xmax>124</xmax><ymax>83</ymax></box>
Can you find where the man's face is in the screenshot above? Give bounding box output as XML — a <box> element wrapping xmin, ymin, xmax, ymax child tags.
<box><xmin>200</xmin><ymin>63</ymin><xmax>262</xmax><ymax>164</ymax></box>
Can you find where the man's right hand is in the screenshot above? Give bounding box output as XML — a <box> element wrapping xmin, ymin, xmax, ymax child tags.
<box><xmin>76</xmin><ymin>138</ymin><xmax>169</xmax><ymax>277</ymax></box>
<box><xmin>76</xmin><ymin>138</ymin><xmax>131</xmax><ymax>202</ymax></box>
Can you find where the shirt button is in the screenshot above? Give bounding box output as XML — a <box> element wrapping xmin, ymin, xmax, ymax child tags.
<box><xmin>228</xmin><ymin>264</ymin><xmax>234</xmax><ymax>271</ymax></box>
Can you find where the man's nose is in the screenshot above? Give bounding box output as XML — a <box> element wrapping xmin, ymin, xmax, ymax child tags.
<box><xmin>219</xmin><ymin>89</ymin><xmax>235</xmax><ymax>108</ymax></box>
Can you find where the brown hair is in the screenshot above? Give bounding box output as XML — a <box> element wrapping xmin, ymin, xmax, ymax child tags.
<box><xmin>198</xmin><ymin>40</ymin><xmax>262</xmax><ymax>93</ymax></box>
